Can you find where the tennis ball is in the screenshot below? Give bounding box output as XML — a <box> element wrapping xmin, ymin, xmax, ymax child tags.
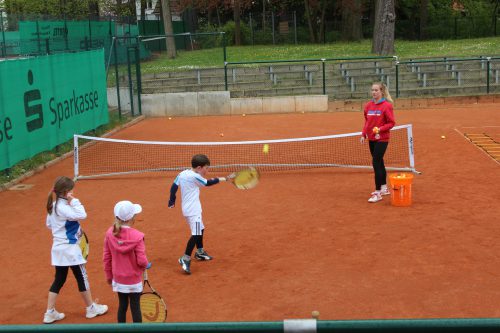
<box><xmin>242</xmin><ymin>113</ymin><xmax>246</xmax><ymax>117</ymax></box>
<box><xmin>312</xmin><ymin>310</ymin><xmax>320</xmax><ymax>319</ymax></box>
<box><xmin>220</xmin><ymin>133</ymin><xmax>224</xmax><ymax>137</ymax></box>
<box><xmin>263</xmin><ymin>144</ymin><xmax>269</xmax><ymax>154</ymax></box>
<box><xmin>441</xmin><ymin>135</ymin><xmax>446</xmax><ymax>139</ymax></box>
<box><xmin>168</xmin><ymin>117</ymin><xmax>172</xmax><ymax>120</ymax></box>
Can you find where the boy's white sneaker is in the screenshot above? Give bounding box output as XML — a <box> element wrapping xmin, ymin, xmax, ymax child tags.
<box><xmin>86</xmin><ymin>302</ymin><xmax>108</xmax><ymax>319</ymax></box>
<box><xmin>43</xmin><ymin>309</ymin><xmax>65</xmax><ymax>324</ymax></box>
<box><xmin>368</xmin><ymin>191</ymin><xmax>383</xmax><ymax>203</ymax></box>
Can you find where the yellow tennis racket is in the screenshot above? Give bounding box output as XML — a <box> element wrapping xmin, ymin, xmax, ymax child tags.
<box><xmin>229</xmin><ymin>167</ymin><xmax>260</xmax><ymax>190</ymax></box>
<box><xmin>141</xmin><ymin>269</ymin><xmax>167</xmax><ymax>322</ymax></box>
<box><xmin>79</xmin><ymin>231</ymin><xmax>89</xmax><ymax>260</ymax></box>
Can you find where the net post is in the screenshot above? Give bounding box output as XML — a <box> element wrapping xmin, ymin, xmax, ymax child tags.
<box><xmin>406</xmin><ymin>124</ymin><xmax>416</xmax><ymax>173</ymax></box>
<box><xmin>73</xmin><ymin>135</ymin><xmax>79</xmax><ymax>181</ymax></box>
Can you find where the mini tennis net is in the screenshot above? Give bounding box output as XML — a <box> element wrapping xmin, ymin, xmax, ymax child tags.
<box><xmin>74</xmin><ymin>124</ymin><xmax>418</xmax><ymax>180</ymax></box>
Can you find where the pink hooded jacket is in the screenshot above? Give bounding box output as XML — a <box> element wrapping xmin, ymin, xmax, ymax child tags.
<box><xmin>103</xmin><ymin>226</ymin><xmax>148</xmax><ymax>285</ymax></box>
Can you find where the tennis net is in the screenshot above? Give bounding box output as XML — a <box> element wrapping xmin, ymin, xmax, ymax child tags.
<box><xmin>74</xmin><ymin>124</ymin><xmax>418</xmax><ymax>180</ymax></box>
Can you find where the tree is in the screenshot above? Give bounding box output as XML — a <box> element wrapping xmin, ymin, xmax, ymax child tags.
<box><xmin>341</xmin><ymin>0</ymin><xmax>363</xmax><ymax>41</ymax></box>
<box><xmin>161</xmin><ymin>0</ymin><xmax>177</xmax><ymax>58</ymax></box>
<box><xmin>304</xmin><ymin>0</ymin><xmax>317</xmax><ymax>42</ymax></box>
<box><xmin>233</xmin><ymin>0</ymin><xmax>241</xmax><ymax>45</ymax></box>
<box><xmin>372</xmin><ymin>0</ymin><xmax>395</xmax><ymax>55</ymax></box>
<box><xmin>419</xmin><ymin>0</ymin><xmax>428</xmax><ymax>40</ymax></box>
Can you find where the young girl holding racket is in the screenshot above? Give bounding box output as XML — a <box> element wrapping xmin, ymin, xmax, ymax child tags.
<box><xmin>44</xmin><ymin>176</ymin><xmax>108</xmax><ymax>324</ymax></box>
<box><xmin>360</xmin><ymin>82</ymin><xmax>396</xmax><ymax>203</ymax></box>
<box><xmin>168</xmin><ymin>154</ymin><xmax>231</xmax><ymax>275</ymax></box>
<box><xmin>103</xmin><ymin>200</ymin><xmax>150</xmax><ymax>323</ymax></box>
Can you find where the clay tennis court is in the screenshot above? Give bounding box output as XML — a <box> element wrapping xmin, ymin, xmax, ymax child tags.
<box><xmin>0</xmin><ymin>102</ymin><xmax>499</xmax><ymax>325</ymax></box>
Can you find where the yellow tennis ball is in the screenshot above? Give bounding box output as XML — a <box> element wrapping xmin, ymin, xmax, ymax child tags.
<box><xmin>263</xmin><ymin>144</ymin><xmax>269</xmax><ymax>154</ymax></box>
<box><xmin>441</xmin><ymin>135</ymin><xmax>446</xmax><ymax>139</ymax></box>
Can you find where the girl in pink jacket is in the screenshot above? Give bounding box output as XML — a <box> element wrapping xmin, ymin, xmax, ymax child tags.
<box><xmin>103</xmin><ymin>200</ymin><xmax>149</xmax><ymax>323</ymax></box>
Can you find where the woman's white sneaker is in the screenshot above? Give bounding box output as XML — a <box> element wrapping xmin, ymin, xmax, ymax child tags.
<box><xmin>43</xmin><ymin>309</ymin><xmax>65</xmax><ymax>324</ymax></box>
<box><xmin>368</xmin><ymin>191</ymin><xmax>383</xmax><ymax>203</ymax></box>
<box><xmin>380</xmin><ymin>187</ymin><xmax>391</xmax><ymax>196</ymax></box>
<box><xmin>86</xmin><ymin>302</ymin><xmax>108</xmax><ymax>318</ymax></box>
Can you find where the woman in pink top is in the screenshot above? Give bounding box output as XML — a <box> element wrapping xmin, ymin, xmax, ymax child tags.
<box><xmin>103</xmin><ymin>200</ymin><xmax>150</xmax><ymax>323</ymax></box>
<box><xmin>360</xmin><ymin>82</ymin><xmax>396</xmax><ymax>203</ymax></box>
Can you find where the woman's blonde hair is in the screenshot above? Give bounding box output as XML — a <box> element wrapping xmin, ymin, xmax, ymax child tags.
<box><xmin>373</xmin><ymin>81</ymin><xmax>393</xmax><ymax>103</ymax></box>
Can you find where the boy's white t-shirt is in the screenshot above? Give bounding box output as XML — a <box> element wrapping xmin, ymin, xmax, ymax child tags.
<box><xmin>173</xmin><ymin>169</ymin><xmax>208</xmax><ymax>217</ymax></box>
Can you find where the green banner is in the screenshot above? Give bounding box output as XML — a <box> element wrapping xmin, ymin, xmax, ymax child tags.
<box><xmin>0</xmin><ymin>49</ymin><xmax>109</xmax><ymax>171</ymax></box>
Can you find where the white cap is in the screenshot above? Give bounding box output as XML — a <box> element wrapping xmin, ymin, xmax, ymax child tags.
<box><xmin>114</xmin><ymin>200</ymin><xmax>142</xmax><ymax>222</ymax></box>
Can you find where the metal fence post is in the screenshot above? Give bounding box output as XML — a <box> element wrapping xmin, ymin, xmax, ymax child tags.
<box><xmin>113</xmin><ymin>37</ymin><xmax>122</xmax><ymax>119</ymax></box>
<box><xmin>487</xmin><ymin>57</ymin><xmax>491</xmax><ymax>94</ymax></box>
<box><xmin>0</xmin><ymin>10</ymin><xmax>6</xmax><ymax>57</ymax></box>
<box><xmin>396</xmin><ymin>62</ymin><xmax>400</xmax><ymax>98</ymax></box>
<box><xmin>224</xmin><ymin>62</ymin><xmax>228</xmax><ymax>91</ymax></box>
<box><xmin>322</xmin><ymin>59</ymin><xmax>326</xmax><ymax>95</ymax></box>
<box><xmin>135</xmin><ymin>40</ymin><xmax>142</xmax><ymax>115</ymax></box>
<box><xmin>126</xmin><ymin>46</ymin><xmax>134</xmax><ymax>116</ymax></box>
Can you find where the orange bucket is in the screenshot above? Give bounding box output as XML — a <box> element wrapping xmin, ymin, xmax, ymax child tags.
<box><xmin>389</xmin><ymin>173</ymin><xmax>414</xmax><ymax>207</ymax></box>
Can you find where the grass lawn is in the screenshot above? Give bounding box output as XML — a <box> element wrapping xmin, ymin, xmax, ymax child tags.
<box><xmin>137</xmin><ymin>37</ymin><xmax>500</xmax><ymax>74</ymax></box>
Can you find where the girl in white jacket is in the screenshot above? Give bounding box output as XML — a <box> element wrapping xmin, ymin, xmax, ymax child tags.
<box><xmin>43</xmin><ymin>176</ymin><xmax>108</xmax><ymax>324</ymax></box>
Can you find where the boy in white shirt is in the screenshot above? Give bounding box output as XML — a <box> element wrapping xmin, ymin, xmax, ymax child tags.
<box><xmin>168</xmin><ymin>154</ymin><xmax>231</xmax><ymax>274</ymax></box>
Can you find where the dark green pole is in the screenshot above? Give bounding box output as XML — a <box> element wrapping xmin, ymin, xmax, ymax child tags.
<box><xmin>322</xmin><ymin>59</ymin><xmax>326</xmax><ymax>95</ymax></box>
<box><xmin>113</xmin><ymin>37</ymin><xmax>122</xmax><ymax>119</ymax></box>
<box><xmin>396</xmin><ymin>61</ymin><xmax>400</xmax><ymax>98</ymax></box>
<box><xmin>486</xmin><ymin>57</ymin><xmax>491</xmax><ymax>94</ymax></box>
<box><xmin>127</xmin><ymin>47</ymin><xmax>134</xmax><ymax>116</ymax></box>
<box><xmin>224</xmin><ymin>62</ymin><xmax>228</xmax><ymax>91</ymax></box>
<box><xmin>135</xmin><ymin>39</ymin><xmax>142</xmax><ymax>115</ymax></box>
<box><xmin>0</xmin><ymin>10</ymin><xmax>6</xmax><ymax>57</ymax></box>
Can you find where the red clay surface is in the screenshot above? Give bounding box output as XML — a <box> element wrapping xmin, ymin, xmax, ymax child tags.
<box><xmin>1</xmin><ymin>104</ymin><xmax>499</xmax><ymax>325</ymax></box>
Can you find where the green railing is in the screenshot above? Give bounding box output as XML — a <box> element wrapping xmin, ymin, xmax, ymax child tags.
<box><xmin>224</xmin><ymin>56</ymin><xmax>396</xmax><ymax>96</ymax></box>
<box><xmin>3</xmin><ymin>318</ymin><xmax>500</xmax><ymax>333</ymax></box>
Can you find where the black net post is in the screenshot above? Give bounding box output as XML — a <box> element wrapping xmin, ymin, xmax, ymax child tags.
<box><xmin>113</xmin><ymin>37</ymin><xmax>122</xmax><ymax>119</ymax></box>
<box><xmin>126</xmin><ymin>46</ymin><xmax>135</xmax><ymax>116</ymax></box>
<box><xmin>0</xmin><ymin>10</ymin><xmax>6</xmax><ymax>57</ymax></box>
<box><xmin>134</xmin><ymin>40</ymin><xmax>142</xmax><ymax>116</ymax></box>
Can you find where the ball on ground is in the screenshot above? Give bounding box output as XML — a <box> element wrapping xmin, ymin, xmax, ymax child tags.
<box><xmin>220</xmin><ymin>133</ymin><xmax>224</xmax><ymax>137</ymax></box>
<box><xmin>242</xmin><ymin>113</ymin><xmax>246</xmax><ymax>117</ymax></box>
<box><xmin>312</xmin><ymin>310</ymin><xmax>320</xmax><ymax>319</ymax></box>
<box><xmin>262</xmin><ymin>144</ymin><xmax>269</xmax><ymax>154</ymax></box>
<box><xmin>441</xmin><ymin>135</ymin><xmax>446</xmax><ymax>139</ymax></box>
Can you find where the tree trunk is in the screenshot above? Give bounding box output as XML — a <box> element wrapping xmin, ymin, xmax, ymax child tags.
<box><xmin>161</xmin><ymin>0</ymin><xmax>177</xmax><ymax>58</ymax></box>
<box><xmin>262</xmin><ymin>0</ymin><xmax>266</xmax><ymax>31</ymax></box>
<box><xmin>88</xmin><ymin>1</ymin><xmax>99</xmax><ymax>19</ymax></box>
<box><xmin>234</xmin><ymin>0</ymin><xmax>241</xmax><ymax>45</ymax></box>
<box><xmin>341</xmin><ymin>0</ymin><xmax>363</xmax><ymax>41</ymax></box>
<box><xmin>319</xmin><ymin>0</ymin><xmax>327</xmax><ymax>43</ymax></box>
<box><xmin>140</xmin><ymin>0</ymin><xmax>146</xmax><ymax>22</ymax></box>
<box><xmin>371</xmin><ymin>0</ymin><xmax>395</xmax><ymax>55</ymax></box>
<box><xmin>419</xmin><ymin>0</ymin><xmax>428</xmax><ymax>40</ymax></box>
<box><xmin>304</xmin><ymin>0</ymin><xmax>316</xmax><ymax>43</ymax></box>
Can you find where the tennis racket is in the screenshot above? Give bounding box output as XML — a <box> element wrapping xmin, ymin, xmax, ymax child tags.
<box><xmin>141</xmin><ymin>269</ymin><xmax>167</xmax><ymax>322</ymax></box>
<box><xmin>79</xmin><ymin>230</ymin><xmax>89</xmax><ymax>260</ymax></box>
<box><xmin>228</xmin><ymin>167</ymin><xmax>260</xmax><ymax>190</ymax></box>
